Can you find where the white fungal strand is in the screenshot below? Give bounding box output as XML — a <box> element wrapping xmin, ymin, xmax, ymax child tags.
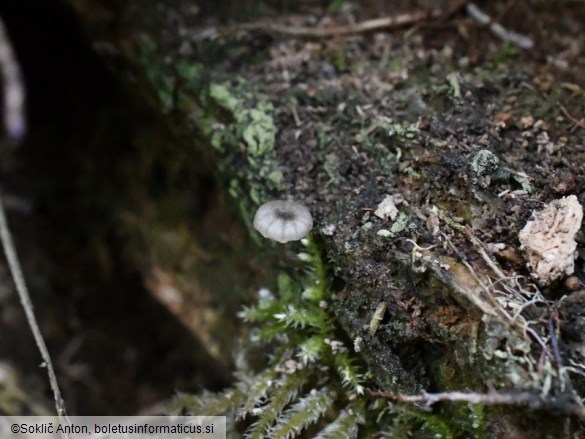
<box><xmin>253</xmin><ymin>200</ymin><xmax>313</xmax><ymax>243</ymax></box>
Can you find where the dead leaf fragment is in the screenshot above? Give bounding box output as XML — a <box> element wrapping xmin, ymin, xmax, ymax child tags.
<box><xmin>518</xmin><ymin>195</ymin><xmax>583</xmax><ymax>286</ymax></box>
<box><xmin>374</xmin><ymin>194</ymin><xmax>402</xmax><ymax>221</ymax></box>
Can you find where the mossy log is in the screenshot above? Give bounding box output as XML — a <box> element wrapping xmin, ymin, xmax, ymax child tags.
<box><xmin>66</xmin><ymin>1</ymin><xmax>585</xmax><ymax>436</ymax></box>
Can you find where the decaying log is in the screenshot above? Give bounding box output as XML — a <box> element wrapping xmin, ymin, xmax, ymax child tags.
<box><xmin>64</xmin><ymin>0</ymin><xmax>585</xmax><ymax>435</ymax></box>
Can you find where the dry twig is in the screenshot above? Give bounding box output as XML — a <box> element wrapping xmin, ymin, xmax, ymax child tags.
<box><xmin>0</xmin><ymin>195</ymin><xmax>70</xmax><ymax>434</ymax></box>
<box><xmin>366</xmin><ymin>390</ymin><xmax>585</xmax><ymax>419</ymax></box>
<box><xmin>558</xmin><ymin>103</ymin><xmax>585</xmax><ymax>133</ymax></box>
<box><xmin>466</xmin><ymin>2</ymin><xmax>533</xmax><ymax>49</ymax></box>
<box><xmin>367</xmin><ymin>389</ymin><xmax>585</xmax><ymax>419</ymax></box>
<box><xmin>226</xmin><ymin>11</ymin><xmax>428</xmax><ymax>38</ymax></box>
<box><xmin>0</xmin><ymin>16</ymin><xmax>26</xmax><ymax>141</ymax></box>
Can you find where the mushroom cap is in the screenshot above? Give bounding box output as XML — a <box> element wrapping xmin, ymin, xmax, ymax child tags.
<box><xmin>253</xmin><ymin>200</ymin><xmax>313</xmax><ymax>243</ymax></box>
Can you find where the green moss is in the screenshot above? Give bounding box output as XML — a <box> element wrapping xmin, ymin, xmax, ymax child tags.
<box><xmin>168</xmin><ymin>233</ymin><xmax>497</xmax><ymax>437</ymax></box>
<box><xmin>170</xmin><ymin>237</ymin><xmax>370</xmax><ymax>436</ymax></box>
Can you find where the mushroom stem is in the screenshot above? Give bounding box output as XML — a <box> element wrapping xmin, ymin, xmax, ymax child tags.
<box><xmin>276</xmin><ymin>243</ymin><xmax>305</xmax><ymax>268</ymax></box>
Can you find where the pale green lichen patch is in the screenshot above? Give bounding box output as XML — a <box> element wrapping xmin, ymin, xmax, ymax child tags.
<box><xmin>466</xmin><ymin>149</ymin><xmax>535</xmax><ymax>202</ymax></box>
<box><xmin>511</xmin><ymin>173</ymin><xmax>532</xmax><ymax>193</ymax></box>
<box><xmin>168</xmin><ymin>61</ymin><xmax>280</xmax><ymax>175</ymax></box>
<box><xmin>390</xmin><ymin>213</ymin><xmax>416</xmax><ymax>236</ymax></box>
<box><xmin>209</xmin><ymin>83</ymin><xmax>241</xmax><ymax>113</ymax></box>
<box><xmin>203</xmin><ymin>82</ymin><xmax>280</xmax><ymax>185</ymax></box>
<box><xmin>203</xmin><ymin>81</ymin><xmax>277</xmax><ymax>158</ymax></box>
<box><xmin>386</xmin><ymin>122</ymin><xmax>420</xmax><ymax>139</ymax></box>
<box><xmin>469</xmin><ymin>149</ymin><xmax>501</xmax><ymax>185</ymax></box>
<box><xmin>376</xmin><ymin>229</ymin><xmax>392</xmax><ymax>238</ymax></box>
<box><xmin>241</xmin><ymin>104</ymin><xmax>277</xmax><ymax>157</ymax></box>
<box><xmin>168</xmin><ymin>61</ymin><xmax>285</xmax><ymax>224</ymax></box>
<box><xmin>446</xmin><ymin>72</ymin><xmax>462</xmax><ymax>99</ymax></box>
<box><xmin>377</xmin><ymin>213</ymin><xmax>417</xmax><ymax>239</ymax></box>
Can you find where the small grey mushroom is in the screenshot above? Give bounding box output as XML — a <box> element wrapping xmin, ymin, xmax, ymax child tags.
<box><xmin>253</xmin><ymin>200</ymin><xmax>313</xmax><ymax>243</ymax></box>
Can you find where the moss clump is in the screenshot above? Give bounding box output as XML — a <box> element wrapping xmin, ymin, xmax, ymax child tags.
<box><xmin>168</xmin><ymin>237</ymin><xmax>368</xmax><ymax>437</ymax></box>
<box><xmin>168</xmin><ymin>237</ymin><xmax>482</xmax><ymax>438</ymax></box>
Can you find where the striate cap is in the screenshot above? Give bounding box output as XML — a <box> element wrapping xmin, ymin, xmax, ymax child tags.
<box><xmin>253</xmin><ymin>200</ymin><xmax>313</xmax><ymax>243</ymax></box>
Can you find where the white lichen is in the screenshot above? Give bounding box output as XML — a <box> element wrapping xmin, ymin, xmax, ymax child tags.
<box><xmin>518</xmin><ymin>195</ymin><xmax>583</xmax><ymax>286</ymax></box>
<box><xmin>374</xmin><ymin>194</ymin><xmax>404</xmax><ymax>221</ymax></box>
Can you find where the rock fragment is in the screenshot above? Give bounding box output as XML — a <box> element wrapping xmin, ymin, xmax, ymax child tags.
<box><xmin>374</xmin><ymin>194</ymin><xmax>404</xmax><ymax>221</ymax></box>
<box><xmin>518</xmin><ymin>195</ymin><xmax>583</xmax><ymax>286</ymax></box>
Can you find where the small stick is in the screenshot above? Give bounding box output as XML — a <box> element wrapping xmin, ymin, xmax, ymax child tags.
<box><xmin>226</xmin><ymin>11</ymin><xmax>428</xmax><ymax>38</ymax></box>
<box><xmin>367</xmin><ymin>389</ymin><xmax>585</xmax><ymax>418</ymax></box>
<box><xmin>466</xmin><ymin>2</ymin><xmax>533</xmax><ymax>49</ymax></box>
<box><xmin>558</xmin><ymin>103</ymin><xmax>585</xmax><ymax>132</ymax></box>
<box><xmin>0</xmin><ymin>16</ymin><xmax>26</xmax><ymax>141</ymax></box>
<box><xmin>0</xmin><ymin>194</ymin><xmax>70</xmax><ymax>434</ymax></box>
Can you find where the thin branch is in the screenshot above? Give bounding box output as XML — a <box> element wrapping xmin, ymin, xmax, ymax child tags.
<box><xmin>469</xmin><ymin>235</ymin><xmax>508</xmax><ymax>281</ymax></box>
<box><xmin>0</xmin><ymin>194</ymin><xmax>70</xmax><ymax>431</ymax></box>
<box><xmin>226</xmin><ymin>11</ymin><xmax>428</xmax><ymax>38</ymax></box>
<box><xmin>466</xmin><ymin>2</ymin><xmax>533</xmax><ymax>49</ymax></box>
<box><xmin>0</xmin><ymin>16</ymin><xmax>26</xmax><ymax>141</ymax></box>
<box><xmin>437</xmin><ymin>221</ymin><xmax>553</xmax><ymax>356</ymax></box>
<box><xmin>367</xmin><ymin>389</ymin><xmax>585</xmax><ymax>419</ymax></box>
<box><xmin>558</xmin><ymin>103</ymin><xmax>585</xmax><ymax>132</ymax></box>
